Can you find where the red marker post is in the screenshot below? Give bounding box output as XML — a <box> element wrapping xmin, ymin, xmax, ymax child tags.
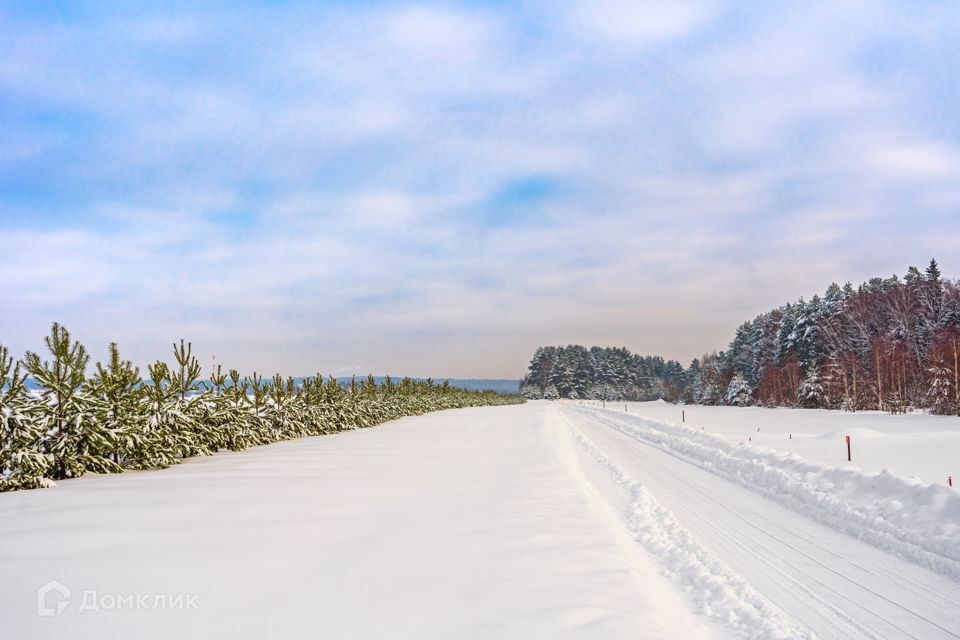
<box><xmin>845</xmin><ymin>435</ymin><xmax>851</xmax><ymax>462</ymax></box>
<box><xmin>950</xmin><ymin>476</ymin><xmax>953</xmax><ymax>488</ymax></box>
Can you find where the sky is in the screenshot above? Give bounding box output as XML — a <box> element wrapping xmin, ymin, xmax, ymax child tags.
<box><xmin>2</xmin><ymin>1</ymin><xmax>960</xmax><ymax>379</ymax></box>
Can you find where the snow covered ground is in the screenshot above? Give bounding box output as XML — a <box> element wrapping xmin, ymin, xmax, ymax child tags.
<box><xmin>3</xmin><ymin>401</ymin><xmax>959</xmax><ymax>639</ymax></box>
<box><xmin>597</xmin><ymin>400</ymin><xmax>960</xmax><ymax>485</ymax></box>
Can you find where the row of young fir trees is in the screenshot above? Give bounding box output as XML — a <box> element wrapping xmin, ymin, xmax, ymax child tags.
<box><xmin>0</xmin><ymin>323</ymin><xmax>524</xmax><ymax>492</ymax></box>
<box><xmin>522</xmin><ymin>260</ymin><xmax>960</xmax><ymax>416</ymax></box>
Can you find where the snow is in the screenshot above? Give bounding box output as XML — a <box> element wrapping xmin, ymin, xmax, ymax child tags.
<box><xmin>566</xmin><ymin>406</ymin><xmax>960</xmax><ymax>639</ymax></box>
<box><xmin>1</xmin><ymin>404</ymin><xmax>713</xmax><ymax>640</ymax></box>
<box><xmin>559</xmin><ymin>411</ymin><xmax>807</xmax><ymax>640</ymax></box>
<box><xmin>578</xmin><ymin>406</ymin><xmax>960</xmax><ymax>579</ymax></box>
<box><xmin>608</xmin><ymin>401</ymin><xmax>960</xmax><ymax>486</ymax></box>
<box><xmin>576</xmin><ymin>403</ymin><xmax>960</xmax><ymax>580</ymax></box>
<box><xmin>4</xmin><ymin>401</ymin><xmax>959</xmax><ymax>639</ymax></box>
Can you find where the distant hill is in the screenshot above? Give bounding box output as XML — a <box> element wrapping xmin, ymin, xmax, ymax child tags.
<box><xmin>432</xmin><ymin>379</ymin><xmax>521</xmax><ymax>394</ymax></box>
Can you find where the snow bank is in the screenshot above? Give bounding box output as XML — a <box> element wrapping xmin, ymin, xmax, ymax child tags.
<box><xmin>608</xmin><ymin>401</ymin><xmax>960</xmax><ymax>484</ymax></box>
<box><xmin>576</xmin><ymin>406</ymin><xmax>960</xmax><ymax>580</ymax></box>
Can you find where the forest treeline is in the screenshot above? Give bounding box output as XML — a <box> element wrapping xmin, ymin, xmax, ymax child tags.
<box><xmin>522</xmin><ymin>259</ymin><xmax>960</xmax><ymax>416</ymax></box>
<box><xmin>521</xmin><ymin>346</ymin><xmax>686</xmax><ymax>401</ymax></box>
<box><xmin>1</xmin><ymin>323</ymin><xmax>524</xmax><ymax>491</ymax></box>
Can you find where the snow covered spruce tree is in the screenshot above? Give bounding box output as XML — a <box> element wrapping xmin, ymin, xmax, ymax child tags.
<box><xmin>798</xmin><ymin>365</ymin><xmax>826</xmax><ymax>408</ymax></box>
<box><xmin>725</xmin><ymin>373</ymin><xmax>753</xmax><ymax>407</ymax></box>
<box><xmin>522</xmin><ymin>385</ymin><xmax>543</xmax><ymax>400</ymax></box>
<box><xmin>927</xmin><ymin>329</ymin><xmax>960</xmax><ymax>415</ymax></box>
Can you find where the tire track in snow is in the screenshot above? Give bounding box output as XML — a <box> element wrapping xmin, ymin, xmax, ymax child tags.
<box><xmin>639</xmin><ymin>457</ymin><xmax>939</xmax><ymax>640</ymax></box>
<box><xmin>551</xmin><ymin>407</ymin><xmax>811</xmax><ymax>640</ymax></box>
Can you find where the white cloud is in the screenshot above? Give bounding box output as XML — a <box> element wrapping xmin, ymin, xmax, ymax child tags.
<box><xmin>558</xmin><ymin>0</ymin><xmax>718</xmax><ymax>45</ymax></box>
<box><xmin>868</xmin><ymin>142</ymin><xmax>960</xmax><ymax>178</ymax></box>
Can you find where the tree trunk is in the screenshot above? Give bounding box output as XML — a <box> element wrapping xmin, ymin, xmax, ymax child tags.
<box><xmin>875</xmin><ymin>348</ymin><xmax>883</xmax><ymax>412</ymax></box>
<box><xmin>953</xmin><ymin>336</ymin><xmax>959</xmax><ymax>417</ymax></box>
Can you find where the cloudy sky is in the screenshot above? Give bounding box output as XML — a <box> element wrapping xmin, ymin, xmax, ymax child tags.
<box><xmin>2</xmin><ymin>1</ymin><xmax>960</xmax><ymax>378</ymax></box>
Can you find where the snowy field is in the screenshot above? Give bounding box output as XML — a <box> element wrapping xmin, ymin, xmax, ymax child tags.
<box><xmin>587</xmin><ymin>400</ymin><xmax>960</xmax><ymax>486</ymax></box>
<box><xmin>3</xmin><ymin>402</ymin><xmax>960</xmax><ymax>639</ymax></box>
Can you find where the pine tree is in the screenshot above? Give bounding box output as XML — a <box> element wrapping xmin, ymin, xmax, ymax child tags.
<box><xmin>0</xmin><ymin>344</ymin><xmax>52</xmax><ymax>490</ymax></box>
<box><xmin>140</xmin><ymin>360</ymin><xmax>179</xmax><ymax>468</ymax></box>
<box><xmin>89</xmin><ymin>342</ymin><xmax>144</xmax><ymax>467</ymax></box>
<box><xmin>168</xmin><ymin>339</ymin><xmax>214</xmax><ymax>455</ymax></box>
<box><xmin>21</xmin><ymin>323</ymin><xmax>122</xmax><ymax>479</ymax></box>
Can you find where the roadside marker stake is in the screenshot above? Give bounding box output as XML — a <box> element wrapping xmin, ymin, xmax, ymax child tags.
<box><xmin>682</xmin><ymin>410</ymin><xmax>685</xmax><ymax>422</ymax></box>
<box><xmin>845</xmin><ymin>435</ymin><xmax>851</xmax><ymax>462</ymax></box>
<box><xmin>950</xmin><ymin>476</ymin><xmax>953</xmax><ymax>487</ymax></box>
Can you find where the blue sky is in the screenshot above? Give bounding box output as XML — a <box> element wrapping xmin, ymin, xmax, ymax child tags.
<box><xmin>2</xmin><ymin>1</ymin><xmax>960</xmax><ymax>377</ymax></box>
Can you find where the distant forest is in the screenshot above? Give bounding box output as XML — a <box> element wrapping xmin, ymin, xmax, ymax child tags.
<box><xmin>521</xmin><ymin>346</ymin><xmax>686</xmax><ymax>401</ymax></box>
<box><xmin>522</xmin><ymin>259</ymin><xmax>960</xmax><ymax>415</ymax></box>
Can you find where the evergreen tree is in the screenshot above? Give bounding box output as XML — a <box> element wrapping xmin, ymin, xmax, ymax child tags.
<box><xmin>927</xmin><ymin>364</ymin><xmax>955</xmax><ymax>415</ymax></box>
<box><xmin>89</xmin><ymin>342</ymin><xmax>144</xmax><ymax>467</ymax></box>
<box><xmin>725</xmin><ymin>373</ymin><xmax>753</xmax><ymax>407</ymax></box>
<box><xmin>21</xmin><ymin>323</ymin><xmax>122</xmax><ymax>479</ymax></box>
<box><xmin>798</xmin><ymin>365</ymin><xmax>826</xmax><ymax>409</ymax></box>
<box><xmin>0</xmin><ymin>344</ymin><xmax>51</xmax><ymax>490</ymax></box>
<box><xmin>522</xmin><ymin>385</ymin><xmax>543</xmax><ymax>400</ymax></box>
<box><xmin>140</xmin><ymin>361</ymin><xmax>180</xmax><ymax>468</ymax></box>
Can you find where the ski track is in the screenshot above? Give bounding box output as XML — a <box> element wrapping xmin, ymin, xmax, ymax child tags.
<box><xmin>562</xmin><ymin>404</ymin><xmax>960</xmax><ymax>640</ymax></box>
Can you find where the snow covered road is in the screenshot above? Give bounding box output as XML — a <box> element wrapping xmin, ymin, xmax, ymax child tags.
<box><xmin>3</xmin><ymin>401</ymin><xmax>959</xmax><ymax>639</ymax></box>
<box><xmin>566</xmin><ymin>405</ymin><xmax>960</xmax><ymax>640</ymax></box>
